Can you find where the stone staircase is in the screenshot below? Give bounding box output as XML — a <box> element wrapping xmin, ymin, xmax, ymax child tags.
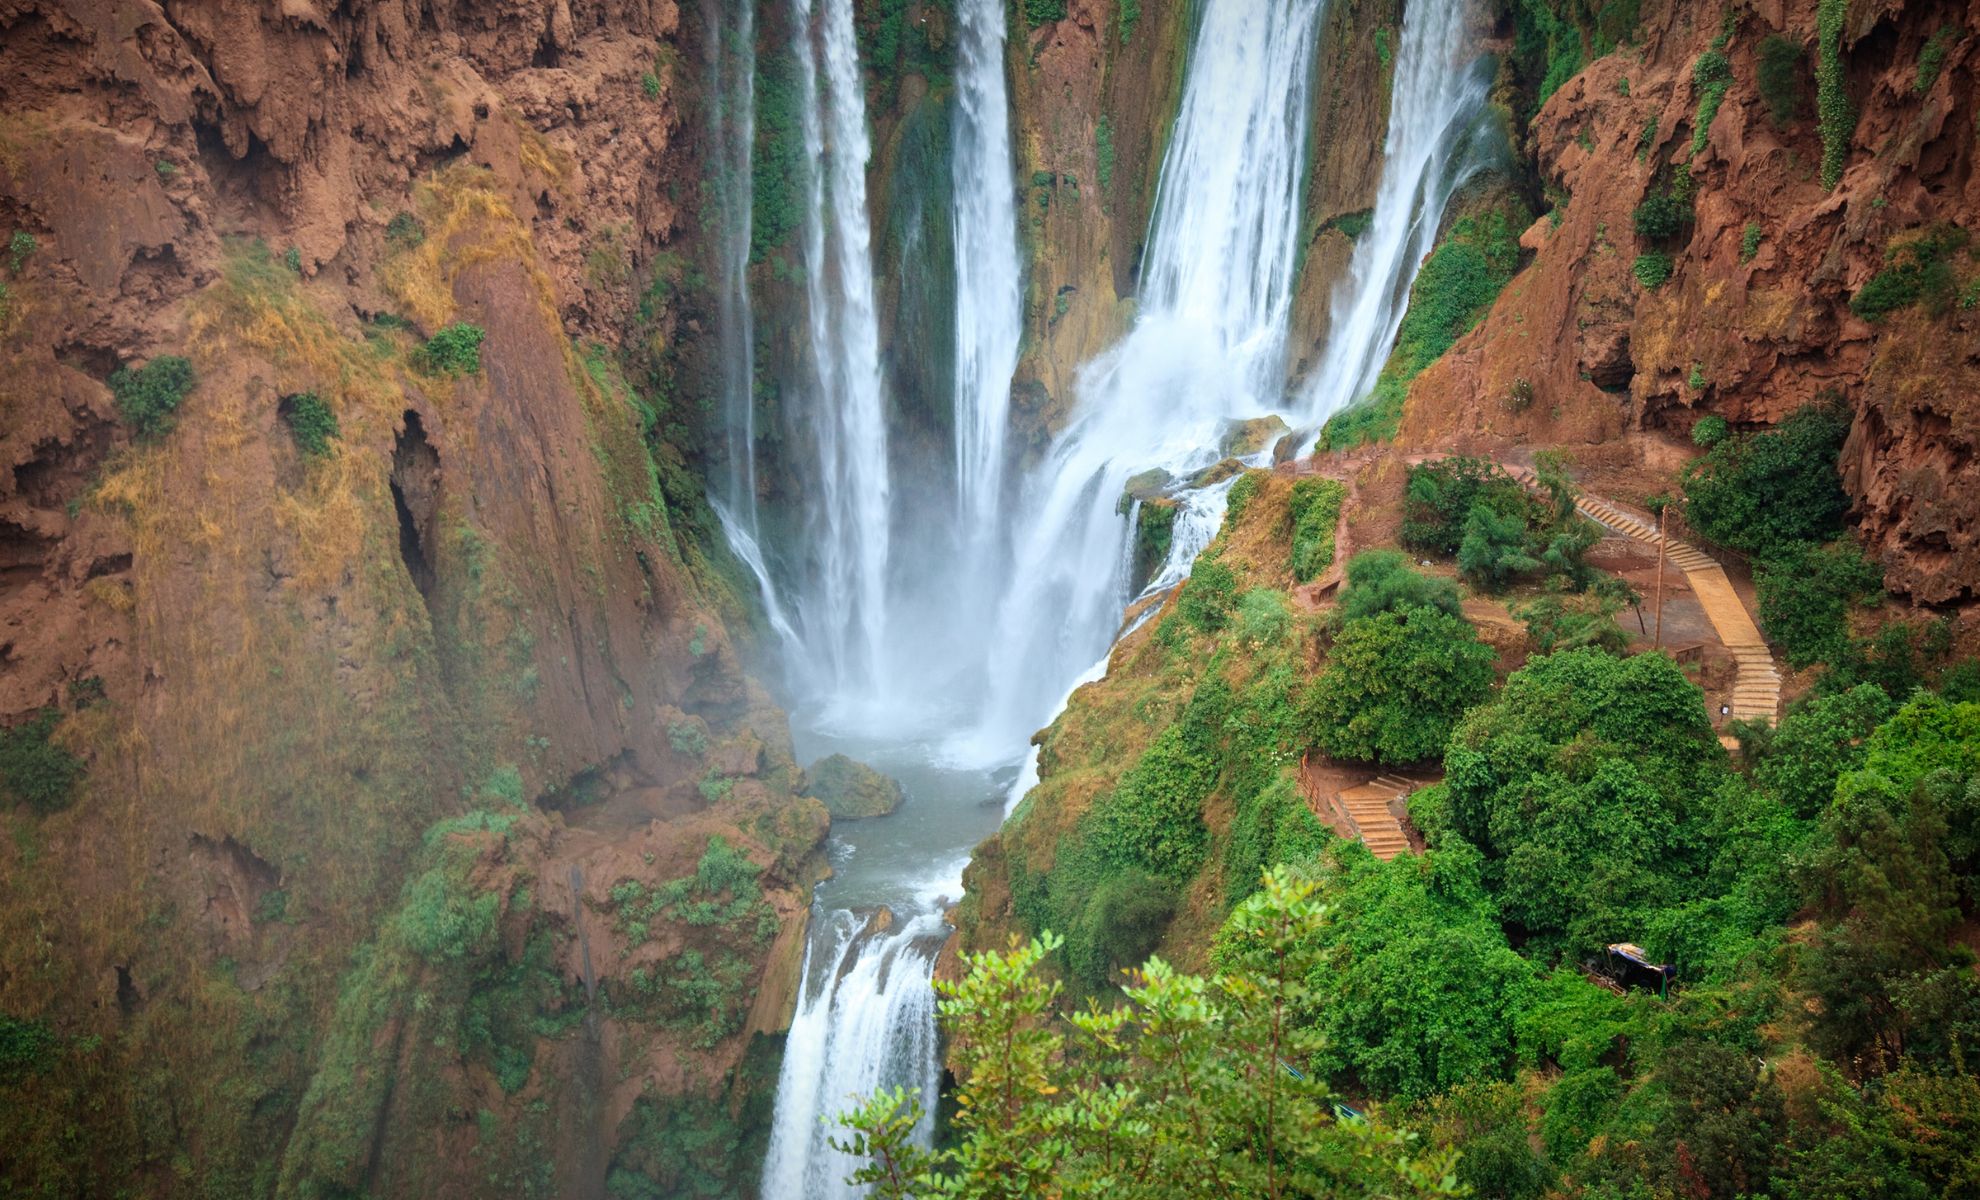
<box><xmin>1337</xmin><ymin>774</ymin><xmax>1417</xmax><ymax>860</ymax></box>
<box><xmin>1508</xmin><ymin>466</ymin><xmax>1781</xmax><ymax>729</ymax></box>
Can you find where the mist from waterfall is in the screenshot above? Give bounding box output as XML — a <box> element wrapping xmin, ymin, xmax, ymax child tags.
<box><xmin>1298</xmin><ymin>0</ymin><xmax>1497</xmax><ymax>425</ymax></box>
<box><xmin>789</xmin><ymin>0</ymin><xmax>892</xmax><ymax>697</ymax></box>
<box><xmin>962</xmin><ymin>0</ymin><xmax>1328</xmax><ymax>756</ymax></box>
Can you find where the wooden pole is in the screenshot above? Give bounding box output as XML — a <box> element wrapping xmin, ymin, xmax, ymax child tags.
<box><xmin>1653</xmin><ymin>507</ymin><xmax>1667</xmax><ymax>649</ymax></box>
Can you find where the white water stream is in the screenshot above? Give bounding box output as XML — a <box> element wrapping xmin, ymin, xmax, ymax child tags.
<box><xmin>748</xmin><ymin>0</ymin><xmax>1495</xmax><ymax>1192</ymax></box>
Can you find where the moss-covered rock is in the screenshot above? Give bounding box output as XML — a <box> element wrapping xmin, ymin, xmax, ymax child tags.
<box><xmin>801</xmin><ymin>754</ymin><xmax>905</xmax><ymax>820</ymax></box>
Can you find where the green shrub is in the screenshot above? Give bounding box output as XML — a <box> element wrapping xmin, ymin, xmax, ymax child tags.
<box><xmin>640</xmin><ymin>71</ymin><xmax>660</xmax><ymax>99</ymax></box>
<box><xmin>1088</xmin><ymin>724</ymin><xmax>1215</xmax><ymax>881</ymax></box>
<box><xmin>1117</xmin><ymin>0</ymin><xmax>1140</xmax><ymax>44</ymax></box>
<box><xmin>0</xmin><ymin>710</ymin><xmax>83</xmax><ymax>813</ymax></box>
<box><xmin>385</xmin><ymin>211</ymin><xmax>425</xmax><ymax>247</ymax></box>
<box><xmin>108</xmin><ymin>355</ymin><xmax>195</xmax><ymax>439</ymax></box>
<box><xmin>1915</xmin><ymin>26</ymin><xmax>1957</xmax><ymax>94</ymax></box>
<box><xmin>282</xmin><ymin>245</ymin><xmax>302</xmax><ymax>273</ymax></box>
<box><xmin>1816</xmin><ymin>0</ymin><xmax>1853</xmax><ymax>189</ymax></box>
<box><xmin>1070</xmin><ymin>869</ymin><xmax>1174</xmax><ymax>988</ymax></box>
<box><xmin>1744</xmin><ymin>684</ymin><xmax>1896</xmax><ymax>817</ymax></box>
<box><xmin>1021</xmin><ymin>0</ymin><xmax>1066</xmax><ymax>26</ymax></box>
<box><xmin>1632</xmin><ymin>190</ymin><xmax>1690</xmax><ymax>241</ymax></box>
<box><xmin>1235</xmin><ymin>588</ymin><xmax>1292</xmax><ymax>647</ymax></box>
<box><xmin>1392</xmin><ymin>212</ymin><xmax>1521</xmax><ymax>377</ymax></box>
<box><xmin>1176</xmin><ymin>555</ymin><xmax>1238</xmax><ymax>634</ymax></box>
<box><xmin>7</xmin><ymin>230</ymin><xmax>36</xmax><ymax>273</ymax></box>
<box><xmin>1740</xmin><ymin>223</ymin><xmax>1763</xmax><ymax>262</ymax></box>
<box><xmin>279</xmin><ymin>392</ymin><xmax>339</xmax><ymax>457</ymax></box>
<box><xmin>666</xmin><ymin>720</ymin><xmax>708</xmax><ymax>757</ymax></box>
<box><xmin>1222</xmin><ymin>775</ymin><xmax>1330</xmax><ymax>907</ymax></box>
<box><xmin>0</xmin><ymin>1015</ymin><xmax>57</xmax><ymax>1082</ymax></box>
<box><xmin>1691</xmin><ymin>49</ymin><xmax>1734</xmax><ymax>154</ymax></box>
<box><xmin>400</xmin><ymin>861</ymin><xmax>500</xmax><ymax>962</ymax></box>
<box><xmin>1632</xmin><ymin>251</ymin><xmax>1674</xmax><ymax>289</ymax></box>
<box><xmin>1757</xmin><ymin>35</ymin><xmax>1806</xmax><ymax>126</ymax></box>
<box><xmin>1095</xmin><ymin>116</ymin><xmax>1114</xmax><ymax>194</ymax></box>
<box><xmin>1688</xmin><ymin>362</ymin><xmax>1707</xmax><ymax>391</ymax></box>
<box><xmin>1401</xmin><ymin>456</ymin><xmax>1529</xmax><ymax>557</ymax></box>
<box><xmin>1692</xmin><ymin>414</ymin><xmax>1729</xmax><ymax>446</ymax></box>
<box><xmin>1850</xmin><ymin>226</ymin><xmax>1968</xmax><ymax>320</ymax></box>
<box><xmin>1335</xmin><ymin>550</ymin><xmax>1463</xmax><ymax>623</ymax></box>
<box><xmin>1458</xmin><ymin>503</ymin><xmax>1543</xmax><ymax>591</ymax></box>
<box><xmin>1682</xmin><ymin>400</ymin><xmax>1851</xmax><ymax>558</ymax></box>
<box><xmin>1309</xmin><ymin>605</ymin><xmax>1496</xmax><ymax>764</ymax></box>
<box><xmin>1288</xmin><ymin>477</ymin><xmax>1346</xmax><ymax>582</ymax></box>
<box><xmin>1514</xmin><ymin>591</ymin><xmax>1632</xmax><ymax>655</ymax></box>
<box><xmin>1755</xmin><ymin>539</ymin><xmax>1883</xmax><ymax>669</ymax></box>
<box><xmin>416</xmin><ymin>322</ymin><xmax>485</xmax><ymax>375</ymax></box>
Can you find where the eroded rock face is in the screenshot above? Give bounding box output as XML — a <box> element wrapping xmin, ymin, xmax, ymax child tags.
<box><xmin>1395</xmin><ymin>0</ymin><xmax>1980</xmax><ymax>603</ymax></box>
<box><xmin>0</xmin><ymin>2</ymin><xmax>825</xmax><ymax>1195</ymax></box>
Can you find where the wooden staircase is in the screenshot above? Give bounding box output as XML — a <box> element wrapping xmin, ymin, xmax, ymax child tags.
<box><xmin>1507</xmin><ymin>466</ymin><xmax>1781</xmax><ymax>730</ymax></box>
<box><xmin>1338</xmin><ymin>774</ymin><xmax>1416</xmax><ymax>860</ymax></box>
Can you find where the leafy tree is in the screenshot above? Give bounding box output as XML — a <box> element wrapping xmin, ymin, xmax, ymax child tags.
<box><xmin>1416</xmin><ymin>1081</ymin><xmax>1551</xmax><ymax>1200</ymax></box>
<box><xmin>1402</xmin><ymin>457</ymin><xmax>1529</xmax><ymax>556</ymax></box>
<box><xmin>1740</xmin><ymin>684</ymin><xmax>1897</xmax><ymax>817</ymax></box>
<box><xmin>1288</xmin><ymin>846</ymin><xmax>1535</xmax><ymax>1100</ymax></box>
<box><xmin>833</xmin><ymin>871</ymin><xmax>1465</xmax><ymax>1199</ymax></box>
<box><xmin>1755</xmin><ymin>538</ymin><xmax>1884</xmax><ymax>668</ymax></box>
<box><xmin>1682</xmin><ymin>400</ymin><xmax>1850</xmax><ymax>559</ymax></box>
<box><xmin>1309</xmin><ymin>605</ymin><xmax>1495</xmax><ymax>765</ymax></box>
<box><xmin>1457</xmin><ymin>503</ymin><xmax>1542</xmax><ymax>590</ymax></box>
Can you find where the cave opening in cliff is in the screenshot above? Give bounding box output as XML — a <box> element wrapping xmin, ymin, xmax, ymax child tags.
<box><xmin>390</xmin><ymin>410</ymin><xmax>441</xmax><ymax>604</ymax></box>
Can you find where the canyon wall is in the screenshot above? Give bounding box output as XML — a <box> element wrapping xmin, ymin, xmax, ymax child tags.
<box><xmin>0</xmin><ymin>2</ymin><xmax>821</xmax><ymax>1195</ymax></box>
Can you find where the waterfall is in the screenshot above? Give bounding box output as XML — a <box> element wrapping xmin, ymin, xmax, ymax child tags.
<box><xmin>965</xmin><ymin>0</ymin><xmax>1327</xmax><ymax>753</ymax></box>
<box><xmin>950</xmin><ymin>0</ymin><xmax>1023</xmax><ymax>557</ymax></box>
<box><xmin>704</xmin><ymin>0</ymin><xmax>761</xmax><ymax>525</ymax></box>
<box><xmin>761</xmin><ymin>908</ymin><xmax>949</xmax><ymax>1199</ymax></box>
<box><xmin>1298</xmin><ymin>0</ymin><xmax>1494</xmax><ymax>423</ymax></box>
<box><xmin>791</xmin><ymin>0</ymin><xmax>892</xmax><ymax>696</ymax></box>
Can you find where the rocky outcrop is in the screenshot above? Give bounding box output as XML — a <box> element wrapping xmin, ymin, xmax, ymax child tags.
<box><xmin>1396</xmin><ymin>0</ymin><xmax>1980</xmax><ymax>603</ymax></box>
<box><xmin>0</xmin><ymin>1</ymin><xmax>822</xmax><ymax>1195</ymax></box>
<box><xmin>802</xmin><ymin>752</ymin><xmax>906</xmax><ymax>820</ymax></box>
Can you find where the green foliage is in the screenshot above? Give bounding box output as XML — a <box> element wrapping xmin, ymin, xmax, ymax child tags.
<box><xmin>1094</xmin><ymin>116</ymin><xmax>1115</xmax><ymax>197</ymax></box>
<box><xmin>1334</xmin><ymin>550</ymin><xmax>1463</xmax><ymax>623</ymax></box>
<box><xmin>416</xmin><ymin>322</ymin><xmax>486</xmax><ymax>375</ymax></box>
<box><xmin>1754</xmin><ymin>539</ymin><xmax>1883</xmax><ymax>668</ymax></box>
<box><xmin>1288</xmin><ymin>477</ymin><xmax>1346</xmax><ymax>582</ymax></box>
<box><xmin>1514</xmin><ymin>589</ymin><xmax>1632</xmax><ymax>655</ymax></box>
<box><xmin>640</xmin><ymin>71</ymin><xmax>660</xmax><ymax>99</ymax></box>
<box><xmin>1739</xmin><ymin>222</ymin><xmax>1763</xmax><ymax>262</ymax></box>
<box><xmin>1418</xmin><ymin>1082</ymin><xmax>1551</xmax><ymax>1200</ymax></box>
<box><xmin>1632</xmin><ymin>250</ymin><xmax>1673</xmax><ymax>288</ymax></box>
<box><xmin>1401</xmin><ymin>456</ymin><xmax>1529</xmax><ymax>557</ymax></box>
<box><xmin>0</xmin><ymin>709</ymin><xmax>83</xmax><ymax>814</ymax></box>
<box><xmin>283</xmin><ymin>245</ymin><xmax>302</xmax><ymax>273</ymax></box>
<box><xmin>835</xmin><ymin>874</ymin><xmax>1465</xmax><ymax>1199</ymax></box>
<box><xmin>1682</xmin><ymin>400</ymin><xmax>1850</xmax><ymax>558</ymax></box>
<box><xmin>750</xmin><ymin>45</ymin><xmax>805</xmax><ymax>263</ymax></box>
<box><xmin>1632</xmin><ymin>189</ymin><xmax>1689</xmax><ymax>241</ymax></box>
<box><xmin>108</xmin><ymin>355</ymin><xmax>195</xmax><ymax>440</ymax></box>
<box><xmin>1117</xmin><ymin>0</ymin><xmax>1140</xmax><ymax>45</ymax></box>
<box><xmin>606</xmin><ymin>1075</ymin><xmax>775</xmax><ymax>1200</ymax></box>
<box><xmin>386</xmin><ymin>210</ymin><xmax>425</xmax><ymax>247</ymax></box>
<box><xmin>1691</xmin><ymin>49</ymin><xmax>1734</xmax><ymax>153</ymax></box>
<box><xmin>1688</xmin><ymin>361</ymin><xmax>1707</xmax><ymax>391</ymax></box>
<box><xmin>1316</xmin><ymin>373</ymin><xmax>1405</xmax><ymax>450</ymax></box>
<box><xmin>1514</xmin><ymin>0</ymin><xmax>1586</xmax><ymax>107</ymax></box>
<box><xmin>665</xmin><ymin>720</ymin><xmax>707</xmax><ymax>757</ymax></box>
<box><xmin>1457</xmin><ymin>503</ymin><xmax>1543</xmax><ymax>590</ymax></box>
<box><xmin>1375</xmin><ymin>28</ymin><xmax>1393</xmax><ymax>70</ymax></box>
<box><xmin>1816</xmin><ymin>0</ymin><xmax>1853</xmax><ymax>189</ymax></box>
<box><xmin>0</xmin><ymin>1015</ymin><xmax>57</xmax><ymax>1082</ymax></box>
<box><xmin>1692</xmin><ymin>413</ymin><xmax>1729</xmax><ymax>446</ymax></box>
<box><xmin>400</xmin><ymin>858</ymin><xmax>500</xmax><ymax>962</ymax></box>
<box><xmin>1223</xmin><ymin>775</ymin><xmax>1331</xmax><ymax>908</ymax></box>
<box><xmin>1850</xmin><ymin>225</ymin><xmax>1970</xmax><ymax>320</ymax></box>
<box><xmin>1740</xmin><ymin>684</ymin><xmax>1898</xmax><ymax>818</ymax></box>
<box><xmin>280</xmin><ymin>392</ymin><xmax>339</xmax><ymax>457</ymax></box>
<box><xmin>1310</xmin><ymin>605</ymin><xmax>1495</xmax><ymax>765</ymax></box>
<box><xmin>1438</xmin><ymin>648</ymin><xmax>1730</xmax><ymax>957</ymax></box>
<box><xmin>1757</xmin><ymin>35</ymin><xmax>1805</xmax><ymax>127</ymax></box>
<box><xmin>1088</xmin><ymin>724</ymin><xmax>1215</xmax><ymax>882</ymax></box>
<box><xmin>1915</xmin><ymin>26</ymin><xmax>1957</xmax><ymax>94</ymax></box>
<box><xmin>7</xmin><ymin>230</ymin><xmax>36</xmax><ymax>272</ymax></box>
<box><xmin>1235</xmin><ymin>587</ymin><xmax>1292</xmax><ymax>648</ymax></box>
<box><xmin>1069</xmin><ymin>868</ymin><xmax>1175</xmax><ymax>988</ymax></box>
<box><xmin>1291</xmin><ymin>848</ymin><xmax>1535</xmax><ymax>1100</ymax></box>
<box><xmin>1176</xmin><ymin>554</ymin><xmax>1238</xmax><ymax>634</ymax></box>
<box><xmin>609</xmin><ymin>836</ymin><xmax>773</xmax><ymax>946</ymax></box>
<box><xmin>1021</xmin><ymin>0</ymin><xmax>1067</xmax><ymax>26</ymax></box>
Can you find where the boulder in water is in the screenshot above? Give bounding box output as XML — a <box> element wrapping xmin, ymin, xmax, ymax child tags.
<box><xmin>1219</xmin><ymin>414</ymin><xmax>1291</xmax><ymax>458</ymax></box>
<box><xmin>1188</xmin><ymin>457</ymin><xmax>1247</xmax><ymax>488</ymax></box>
<box><xmin>1118</xmin><ymin>467</ymin><xmax>1175</xmax><ymax>512</ymax></box>
<box><xmin>801</xmin><ymin>754</ymin><xmax>905</xmax><ymax>820</ymax></box>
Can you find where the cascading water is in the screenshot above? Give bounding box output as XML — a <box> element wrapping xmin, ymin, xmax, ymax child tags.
<box><xmin>966</xmin><ymin>0</ymin><xmax>1327</xmax><ymax>753</ymax></box>
<box><xmin>752</xmin><ymin>0</ymin><xmax>1500</xmax><ymax>1191</ymax></box>
<box><xmin>702</xmin><ymin>0</ymin><xmax>761</xmax><ymax>526</ymax></box>
<box><xmin>790</xmin><ymin>0</ymin><xmax>892</xmax><ymax>698</ymax></box>
<box><xmin>949</xmin><ymin>0</ymin><xmax>1023</xmax><ymax>566</ymax></box>
<box><xmin>1298</xmin><ymin>0</ymin><xmax>1496</xmax><ymax>424</ymax></box>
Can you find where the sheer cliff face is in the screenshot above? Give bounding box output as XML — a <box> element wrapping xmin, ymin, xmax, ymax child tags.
<box><xmin>1398</xmin><ymin>0</ymin><xmax>1979</xmax><ymax>604</ymax></box>
<box><xmin>0</xmin><ymin>2</ymin><xmax>821</xmax><ymax>1195</ymax></box>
